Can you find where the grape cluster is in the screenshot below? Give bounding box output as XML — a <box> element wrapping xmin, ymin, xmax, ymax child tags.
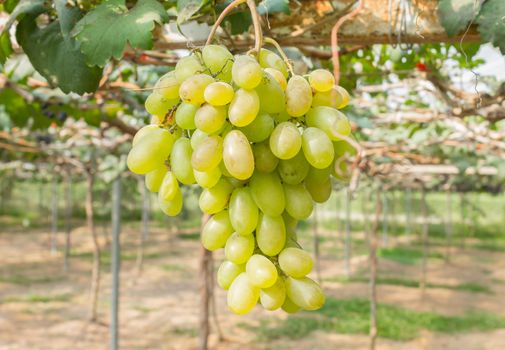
<box><xmin>127</xmin><ymin>45</ymin><xmax>356</xmax><ymax>315</ymax></box>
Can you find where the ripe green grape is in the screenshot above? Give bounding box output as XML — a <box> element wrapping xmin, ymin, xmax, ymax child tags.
<box><xmin>132</xmin><ymin>125</ymin><xmax>159</xmax><ymax>147</ymax></box>
<box><xmin>201</xmin><ymin>210</ymin><xmax>234</xmax><ymax>251</ymax></box>
<box><xmin>158</xmin><ymin>171</ymin><xmax>179</xmax><ymax>201</ymax></box>
<box><xmin>246</xmin><ymin>254</ymin><xmax>278</xmax><ymax>288</ymax></box>
<box><xmin>158</xmin><ymin>186</ymin><xmax>183</xmax><ymax>216</ymax></box>
<box><xmin>204</xmin><ymin>82</ymin><xmax>234</xmax><ymax>106</ymax></box>
<box><xmin>305</xmin><ymin>175</ymin><xmax>332</xmax><ymax>203</ymax></box>
<box><xmin>194</xmin><ymin>104</ymin><xmax>226</xmax><ymax>134</ymax></box>
<box><xmin>228</xmin><ymin>89</ymin><xmax>260</xmax><ymax>127</ymax></box>
<box><xmin>202</xmin><ymin>45</ymin><xmax>234</xmax><ymax>82</ymax></box>
<box><xmin>217</xmin><ymin>260</ymin><xmax>245</xmax><ymax>290</ymax></box>
<box><xmin>278</xmin><ymin>150</ymin><xmax>310</xmax><ymax>185</ymax></box>
<box><xmin>283</xmin><ymin>183</ymin><xmax>314</xmax><ymax>220</ymax></box>
<box><xmin>127</xmin><ymin>128</ymin><xmax>174</xmax><ymax>174</ymax></box>
<box><xmin>308</xmin><ymin>69</ymin><xmax>334</xmax><ymax>92</ymax></box>
<box><xmin>191</xmin><ymin>135</ymin><xmax>223</xmax><ymax>172</ymax></box>
<box><xmin>225</xmin><ymin>232</ymin><xmax>255</xmax><ymax>265</ymax></box>
<box><xmin>252</xmin><ymin>142</ymin><xmax>279</xmax><ymax>173</ymax></box>
<box><xmin>179</xmin><ymin>74</ymin><xmax>214</xmax><ymax>105</ymax></box>
<box><xmin>281</xmin><ymin>296</ymin><xmax>301</xmax><ymax>313</ymax></box>
<box><xmin>194</xmin><ymin>166</ymin><xmax>222</xmax><ymax>189</ymax></box>
<box><xmin>306</xmin><ymin>106</ymin><xmax>351</xmax><ymax>140</ymax></box>
<box><xmin>264</xmin><ymin>68</ymin><xmax>287</xmax><ymax>90</ymax></box>
<box><xmin>222</xmin><ymin>130</ymin><xmax>255</xmax><ymax>180</ymax></box>
<box><xmin>283</xmin><ymin>212</ymin><xmax>298</xmax><ymax>231</ymax></box>
<box><xmin>273</xmin><ymin>110</ymin><xmax>291</xmax><ymax>123</ymax></box>
<box><xmin>232</xmin><ymin>55</ymin><xmax>263</xmax><ymax>89</ymax></box>
<box><xmin>199</xmin><ymin>178</ymin><xmax>234</xmax><ymax>214</ymax></box>
<box><xmin>255</xmin><ymin>72</ymin><xmax>285</xmax><ymax>114</ymax></box>
<box><xmin>170</xmin><ymin>138</ymin><xmax>196</xmax><ymax>184</ymax></box>
<box><xmin>285</xmin><ymin>276</ymin><xmax>325</xmax><ymax>311</ymax></box>
<box><xmin>229</xmin><ymin>187</ymin><xmax>259</xmax><ymax>236</ymax></box>
<box><xmin>190</xmin><ymin>129</ymin><xmax>208</xmax><ymax>150</ymax></box>
<box><xmin>260</xmin><ymin>278</ymin><xmax>286</xmax><ymax>311</ymax></box>
<box><xmin>332</xmin><ymin>139</ymin><xmax>356</xmax><ymax>182</ymax></box>
<box><xmin>269</xmin><ymin>122</ymin><xmax>302</xmax><ymax>160</ymax></box>
<box><xmin>301</xmin><ymin>127</ymin><xmax>335</xmax><ymax>169</ymax></box>
<box><xmin>154</xmin><ymin>71</ymin><xmax>180</xmax><ymax>99</ymax></box>
<box><xmin>175</xmin><ymin>102</ymin><xmax>198</xmax><ymax>130</ymax></box>
<box><xmin>278</xmin><ymin>247</ymin><xmax>313</xmax><ymax>278</ymax></box>
<box><xmin>239</xmin><ymin>113</ymin><xmax>274</xmax><ymax>143</ymax></box>
<box><xmin>174</xmin><ymin>54</ymin><xmax>205</xmax><ymax>82</ymax></box>
<box><xmin>312</xmin><ymin>86</ymin><xmax>349</xmax><ymax>109</ymax></box>
<box><xmin>145</xmin><ymin>166</ymin><xmax>167</xmax><ymax>193</ymax></box>
<box><xmin>258</xmin><ymin>48</ymin><xmax>288</xmax><ymax>78</ymax></box>
<box><xmin>256</xmin><ymin>213</ymin><xmax>286</xmax><ymax>256</ymax></box>
<box><xmin>227</xmin><ymin>273</ymin><xmax>259</xmax><ymax>315</ymax></box>
<box><xmin>285</xmin><ymin>75</ymin><xmax>312</xmax><ymax>117</ymax></box>
<box><xmin>145</xmin><ymin>93</ymin><xmax>178</xmax><ymax>117</ymax></box>
<box><xmin>249</xmin><ymin>172</ymin><xmax>285</xmax><ymax>216</ymax></box>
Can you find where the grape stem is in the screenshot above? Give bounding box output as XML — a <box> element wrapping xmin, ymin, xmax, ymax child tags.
<box><xmin>205</xmin><ymin>0</ymin><xmax>263</xmax><ymax>55</ymax></box>
<box><xmin>331</xmin><ymin>0</ymin><xmax>365</xmax><ymax>85</ymax></box>
<box><xmin>263</xmin><ymin>37</ymin><xmax>295</xmax><ymax>76</ymax></box>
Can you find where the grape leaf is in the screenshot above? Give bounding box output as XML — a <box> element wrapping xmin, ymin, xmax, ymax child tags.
<box><xmin>16</xmin><ymin>1</ymin><xmax>102</xmax><ymax>94</ymax></box>
<box><xmin>257</xmin><ymin>0</ymin><xmax>290</xmax><ymax>15</ymax></box>
<box><xmin>0</xmin><ymin>32</ymin><xmax>13</xmax><ymax>64</ymax></box>
<box><xmin>437</xmin><ymin>0</ymin><xmax>482</xmax><ymax>36</ymax></box>
<box><xmin>476</xmin><ymin>0</ymin><xmax>505</xmax><ymax>54</ymax></box>
<box><xmin>73</xmin><ymin>0</ymin><xmax>168</xmax><ymax>67</ymax></box>
<box><xmin>177</xmin><ymin>0</ymin><xmax>210</xmax><ymax>24</ymax></box>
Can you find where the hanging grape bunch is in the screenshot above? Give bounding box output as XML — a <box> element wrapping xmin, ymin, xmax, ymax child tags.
<box><xmin>126</xmin><ymin>2</ymin><xmax>356</xmax><ymax>314</ymax></box>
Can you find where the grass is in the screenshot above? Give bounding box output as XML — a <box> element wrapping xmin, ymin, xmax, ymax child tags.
<box><xmin>161</xmin><ymin>263</ymin><xmax>186</xmax><ymax>272</ymax></box>
<box><xmin>2</xmin><ymin>293</ymin><xmax>73</xmax><ymax>304</ymax></box>
<box><xmin>0</xmin><ymin>274</ymin><xmax>65</xmax><ymax>286</ymax></box>
<box><xmin>249</xmin><ymin>298</ymin><xmax>505</xmax><ymax>341</ymax></box>
<box><xmin>378</xmin><ymin>247</ymin><xmax>444</xmax><ymax>265</ymax></box>
<box><xmin>72</xmin><ymin>250</ymin><xmax>165</xmax><ymax>265</ymax></box>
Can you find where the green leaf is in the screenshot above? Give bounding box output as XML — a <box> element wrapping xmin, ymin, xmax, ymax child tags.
<box><xmin>0</xmin><ymin>32</ymin><xmax>13</xmax><ymax>64</ymax></box>
<box><xmin>224</xmin><ymin>12</ymin><xmax>252</xmax><ymax>35</ymax></box>
<box><xmin>16</xmin><ymin>1</ymin><xmax>102</xmax><ymax>94</ymax></box>
<box><xmin>0</xmin><ymin>88</ymin><xmax>32</xmax><ymax>127</ymax></box>
<box><xmin>1</xmin><ymin>0</ymin><xmax>46</xmax><ymax>33</ymax></box>
<box><xmin>74</xmin><ymin>0</ymin><xmax>168</xmax><ymax>67</ymax></box>
<box><xmin>476</xmin><ymin>0</ymin><xmax>505</xmax><ymax>54</ymax></box>
<box><xmin>177</xmin><ymin>0</ymin><xmax>210</xmax><ymax>24</ymax></box>
<box><xmin>257</xmin><ymin>0</ymin><xmax>290</xmax><ymax>15</ymax></box>
<box><xmin>438</xmin><ymin>0</ymin><xmax>482</xmax><ymax>36</ymax></box>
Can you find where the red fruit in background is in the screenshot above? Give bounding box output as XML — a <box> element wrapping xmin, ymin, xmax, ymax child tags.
<box><xmin>416</xmin><ymin>62</ymin><xmax>427</xmax><ymax>71</ymax></box>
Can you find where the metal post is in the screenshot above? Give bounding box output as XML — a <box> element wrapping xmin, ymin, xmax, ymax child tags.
<box><xmin>110</xmin><ymin>177</ymin><xmax>122</xmax><ymax>350</ymax></box>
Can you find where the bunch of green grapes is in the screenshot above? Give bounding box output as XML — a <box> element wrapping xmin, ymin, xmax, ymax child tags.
<box><xmin>127</xmin><ymin>44</ymin><xmax>356</xmax><ymax>315</ymax></box>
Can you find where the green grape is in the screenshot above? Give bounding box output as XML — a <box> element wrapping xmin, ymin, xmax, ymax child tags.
<box><xmin>285</xmin><ymin>276</ymin><xmax>325</xmax><ymax>311</ymax></box>
<box><xmin>308</xmin><ymin>69</ymin><xmax>335</xmax><ymax>92</ymax></box>
<box><xmin>283</xmin><ymin>183</ymin><xmax>313</xmax><ymax>220</ymax></box>
<box><xmin>255</xmin><ymin>72</ymin><xmax>285</xmax><ymax>113</ymax></box>
<box><xmin>264</xmin><ymin>68</ymin><xmax>287</xmax><ymax>90</ymax></box>
<box><xmin>225</xmin><ymin>176</ymin><xmax>247</xmax><ymax>188</ymax></box>
<box><xmin>190</xmin><ymin>129</ymin><xmax>208</xmax><ymax>150</ymax></box>
<box><xmin>252</xmin><ymin>142</ymin><xmax>279</xmax><ymax>173</ymax></box>
<box><xmin>239</xmin><ymin>113</ymin><xmax>274</xmax><ymax>143</ymax></box>
<box><xmin>334</xmin><ymin>86</ymin><xmax>350</xmax><ymax>108</ymax></box>
<box><xmin>228</xmin><ymin>89</ymin><xmax>260</xmax><ymax>127</ymax></box>
<box><xmin>222</xmin><ymin>130</ymin><xmax>255</xmax><ymax>180</ymax></box>
<box><xmin>260</xmin><ymin>277</ymin><xmax>286</xmax><ymax>311</ymax></box>
<box><xmin>154</xmin><ymin>71</ymin><xmax>180</xmax><ymax>99</ymax></box>
<box><xmin>174</xmin><ymin>54</ymin><xmax>205</xmax><ymax>82</ymax></box>
<box><xmin>217</xmin><ymin>260</ymin><xmax>245</xmax><ymax>290</ymax></box>
<box><xmin>204</xmin><ymin>82</ymin><xmax>234</xmax><ymax>106</ymax></box>
<box><xmin>249</xmin><ymin>172</ymin><xmax>285</xmax><ymax>216</ymax></box>
<box><xmin>281</xmin><ymin>296</ymin><xmax>301</xmax><ymax>313</ymax></box>
<box><xmin>246</xmin><ymin>254</ymin><xmax>278</xmax><ymax>288</ymax></box>
<box><xmin>202</xmin><ymin>45</ymin><xmax>234</xmax><ymax>82</ymax></box>
<box><xmin>201</xmin><ymin>210</ymin><xmax>233</xmax><ymax>251</ymax></box>
<box><xmin>285</xmin><ymin>75</ymin><xmax>312</xmax><ymax>117</ymax></box>
<box><xmin>170</xmin><ymin>138</ymin><xmax>196</xmax><ymax>184</ymax></box>
<box><xmin>191</xmin><ymin>135</ymin><xmax>223</xmax><ymax>172</ymax></box>
<box><xmin>127</xmin><ymin>128</ymin><xmax>174</xmax><ymax>174</ymax></box>
<box><xmin>284</xmin><ymin>229</ymin><xmax>299</xmax><ymax>249</ymax></box>
<box><xmin>179</xmin><ymin>74</ymin><xmax>214</xmax><ymax>105</ymax></box>
<box><xmin>225</xmin><ymin>232</ymin><xmax>255</xmax><ymax>265</ymax></box>
<box><xmin>145</xmin><ymin>166</ymin><xmax>167</xmax><ymax>193</ymax></box>
<box><xmin>258</xmin><ymin>48</ymin><xmax>288</xmax><ymax>78</ymax></box>
<box><xmin>256</xmin><ymin>213</ymin><xmax>286</xmax><ymax>256</ymax></box>
<box><xmin>305</xmin><ymin>175</ymin><xmax>332</xmax><ymax>203</ymax></box>
<box><xmin>158</xmin><ymin>186</ymin><xmax>183</xmax><ymax>217</ymax></box>
<box><xmin>232</xmin><ymin>55</ymin><xmax>263</xmax><ymax>89</ymax></box>
<box><xmin>312</xmin><ymin>86</ymin><xmax>349</xmax><ymax>109</ymax></box>
<box><xmin>301</xmin><ymin>127</ymin><xmax>334</xmax><ymax>169</ymax></box>
<box><xmin>199</xmin><ymin>178</ymin><xmax>234</xmax><ymax>214</ymax></box>
<box><xmin>306</xmin><ymin>106</ymin><xmax>351</xmax><ymax>140</ymax></box>
<box><xmin>278</xmin><ymin>150</ymin><xmax>310</xmax><ymax>185</ymax></box>
<box><xmin>332</xmin><ymin>139</ymin><xmax>356</xmax><ymax>182</ymax></box>
<box><xmin>269</xmin><ymin>122</ymin><xmax>302</xmax><ymax>160</ymax></box>
<box><xmin>145</xmin><ymin>92</ymin><xmax>178</xmax><ymax>117</ymax></box>
<box><xmin>283</xmin><ymin>212</ymin><xmax>298</xmax><ymax>231</ymax></box>
<box><xmin>158</xmin><ymin>171</ymin><xmax>179</xmax><ymax>201</ymax></box>
<box><xmin>273</xmin><ymin>110</ymin><xmax>291</xmax><ymax>123</ymax></box>
<box><xmin>132</xmin><ymin>125</ymin><xmax>159</xmax><ymax>147</ymax></box>
<box><xmin>229</xmin><ymin>187</ymin><xmax>259</xmax><ymax>236</ymax></box>
<box><xmin>194</xmin><ymin>166</ymin><xmax>222</xmax><ymax>189</ymax></box>
<box><xmin>175</xmin><ymin>102</ymin><xmax>198</xmax><ymax>130</ymax></box>
<box><xmin>278</xmin><ymin>247</ymin><xmax>313</xmax><ymax>278</ymax></box>
<box><xmin>194</xmin><ymin>104</ymin><xmax>227</xmax><ymax>134</ymax></box>
<box><xmin>227</xmin><ymin>273</ymin><xmax>260</xmax><ymax>315</ymax></box>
